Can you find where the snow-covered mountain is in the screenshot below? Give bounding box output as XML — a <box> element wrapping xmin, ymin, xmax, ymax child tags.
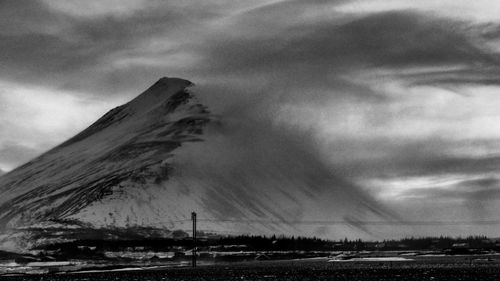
<box><xmin>0</xmin><ymin>77</ymin><xmax>391</xmax><ymax>250</ymax></box>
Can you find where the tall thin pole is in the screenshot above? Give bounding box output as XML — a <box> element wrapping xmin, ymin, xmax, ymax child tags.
<box><xmin>191</xmin><ymin>211</ymin><xmax>197</xmax><ymax>268</ymax></box>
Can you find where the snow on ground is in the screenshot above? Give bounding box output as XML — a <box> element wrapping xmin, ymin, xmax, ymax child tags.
<box><xmin>329</xmin><ymin>257</ymin><xmax>414</xmax><ymax>262</ymax></box>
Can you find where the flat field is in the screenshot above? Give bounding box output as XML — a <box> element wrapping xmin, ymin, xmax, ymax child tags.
<box><xmin>3</xmin><ymin>256</ymin><xmax>500</xmax><ymax>281</ymax></box>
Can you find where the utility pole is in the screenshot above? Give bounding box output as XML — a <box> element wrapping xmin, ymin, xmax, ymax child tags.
<box><xmin>191</xmin><ymin>211</ymin><xmax>197</xmax><ymax>268</ymax></box>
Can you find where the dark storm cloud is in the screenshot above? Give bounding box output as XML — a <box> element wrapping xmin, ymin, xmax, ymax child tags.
<box><xmin>198</xmin><ymin>10</ymin><xmax>500</xmax><ymax>92</ymax></box>
<box><xmin>408</xmin><ymin>155</ymin><xmax>500</xmax><ymax>178</ymax></box>
<box><xmin>2</xmin><ymin>0</ymin><xmax>499</xmax><ymax>99</ymax></box>
<box><xmin>478</xmin><ymin>23</ymin><xmax>500</xmax><ymax>40</ymax></box>
<box><xmin>328</xmin><ymin>138</ymin><xmax>500</xmax><ymax>179</ymax></box>
<box><xmin>403</xmin><ymin>65</ymin><xmax>500</xmax><ymax>86</ymax></box>
<box><xmin>0</xmin><ymin>0</ymin><xmax>62</xmax><ymax>35</ymax></box>
<box><xmin>0</xmin><ymin>0</ymin><xmax>219</xmax><ymax>96</ymax></box>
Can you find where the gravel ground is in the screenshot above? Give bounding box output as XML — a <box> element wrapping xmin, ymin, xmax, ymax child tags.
<box><xmin>3</xmin><ymin>259</ymin><xmax>500</xmax><ymax>281</ymax></box>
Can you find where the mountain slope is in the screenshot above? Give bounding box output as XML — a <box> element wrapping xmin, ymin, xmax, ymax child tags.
<box><xmin>0</xmin><ymin>78</ymin><xmax>208</xmax><ymax>227</ymax></box>
<box><xmin>0</xmin><ymin>77</ymin><xmax>391</xmax><ymax>247</ymax></box>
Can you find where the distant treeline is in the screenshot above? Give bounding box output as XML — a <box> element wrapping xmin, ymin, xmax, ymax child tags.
<box><xmin>40</xmin><ymin>234</ymin><xmax>500</xmax><ymax>253</ymax></box>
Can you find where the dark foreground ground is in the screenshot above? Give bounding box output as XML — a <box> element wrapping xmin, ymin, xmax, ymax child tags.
<box><xmin>3</xmin><ymin>258</ymin><xmax>500</xmax><ymax>281</ymax></box>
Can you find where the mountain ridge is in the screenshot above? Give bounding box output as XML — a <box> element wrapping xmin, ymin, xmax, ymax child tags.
<box><xmin>0</xmin><ymin>77</ymin><xmax>209</xmax><ymax>231</ymax></box>
<box><xmin>0</xmin><ymin>77</ymin><xmax>392</xmax><ymax>250</ymax></box>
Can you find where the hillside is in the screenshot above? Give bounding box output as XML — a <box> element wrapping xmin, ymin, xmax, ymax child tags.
<box><xmin>0</xmin><ymin>77</ymin><xmax>391</xmax><ymax>250</ymax></box>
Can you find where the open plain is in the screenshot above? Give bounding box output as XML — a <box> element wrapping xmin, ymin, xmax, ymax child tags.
<box><xmin>3</xmin><ymin>256</ymin><xmax>500</xmax><ymax>281</ymax></box>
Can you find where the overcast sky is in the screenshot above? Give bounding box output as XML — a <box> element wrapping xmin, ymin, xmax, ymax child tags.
<box><xmin>2</xmin><ymin>0</ymin><xmax>500</xmax><ymax>236</ymax></box>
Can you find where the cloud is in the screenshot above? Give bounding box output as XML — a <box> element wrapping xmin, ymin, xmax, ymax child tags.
<box><xmin>328</xmin><ymin>138</ymin><xmax>500</xmax><ymax>180</ymax></box>
<box><xmin>41</xmin><ymin>0</ymin><xmax>150</xmax><ymax>18</ymax></box>
<box><xmin>0</xmin><ymin>0</ymin><xmax>66</xmax><ymax>36</ymax></box>
<box><xmin>0</xmin><ymin>0</ymin><xmax>229</xmax><ymax>96</ymax></box>
<box><xmin>398</xmin><ymin>176</ymin><xmax>500</xmax><ymax>206</ymax></box>
<box><xmin>336</xmin><ymin>0</ymin><xmax>500</xmax><ymax>23</ymax></box>
<box><xmin>198</xmin><ymin>10</ymin><xmax>500</xmax><ymax>89</ymax></box>
<box><xmin>3</xmin><ymin>1</ymin><xmax>499</xmax><ymax>99</ymax></box>
<box><xmin>173</xmin><ymin>100</ymin><xmax>397</xmax><ymax>235</ymax></box>
<box><xmin>0</xmin><ymin>80</ymin><xmax>115</xmax><ymax>170</ymax></box>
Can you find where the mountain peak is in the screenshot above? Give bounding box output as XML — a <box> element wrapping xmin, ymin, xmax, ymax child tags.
<box><xmin>127</xmin><ymin>77</ymin><xmax>194</xmax><ymax>113</ymax></box>
<box><xmin>56</xmin><ymin>76</ymin><xmax>198</xmax><ymax>148</ymax></box>
<box><xmin>0</xmin><ymin>77</ymin><xmax>211</xmax><ymax>237</ymax></box>
<box><xmin>153</xmin><ymin>77</ymin><xmax>193</xmax><ymax>88</ymax></box>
